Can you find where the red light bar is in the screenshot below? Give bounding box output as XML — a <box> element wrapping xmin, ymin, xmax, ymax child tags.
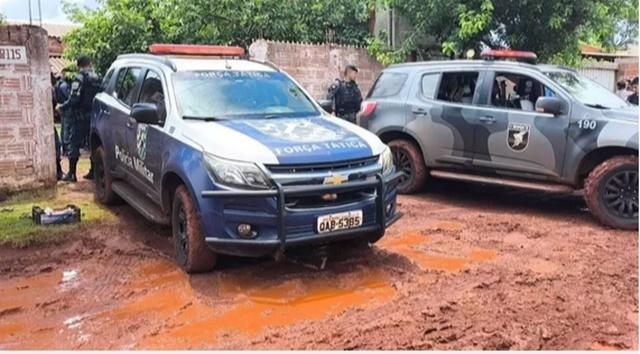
<box><xmin>481</xmin><ymin>49</ymin><xmax>537</xmax><ymax>60</ymax></box>
<box><xmin>149</xmin><ymin>44</ymin><xmax>246</xmax><ymax>57</ymax></box>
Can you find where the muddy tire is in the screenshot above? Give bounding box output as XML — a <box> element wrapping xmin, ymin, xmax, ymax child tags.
<box><xmin>171</xmin><ymin>185</ymin><xmax>217</xmax><ymax>273</ymax></box>
<box><xmin>584</xmin><ymin>155</ymin><xmax>638</xmax><ymax>230</ymax></box>
<box><xmin>93</xmin><ymin>145</ymin><xmax>120</xmax><ymax>205</ymax></box>
<box><xmin>388</xmin><ymin>139</ymin><xmax>428</xmax><ymax>194</ymax></box>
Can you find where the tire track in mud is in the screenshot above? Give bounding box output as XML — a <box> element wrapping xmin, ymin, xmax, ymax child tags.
<box><xmin>0</xmin><ymin>178</ymin><xmax>637</xmax><ymax>349</ymax></box>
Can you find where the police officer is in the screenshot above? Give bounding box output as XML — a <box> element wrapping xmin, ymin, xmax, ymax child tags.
<box><xmin>57</xmin><ymin>56</ymin><xmax>100</xmax><ymax>182</ymax></box>
<box><xmin>51</xmin><ymin>73</ymin><xmax>63</xmax><ymax>180</ymax></box>
<box><xmin>54</xmin><ymin>67</ymin><xmax>72</xmax><ymax>157</ymax></box>
<box><xmin>327</xmin><ymin>64</ymin><xmax>363</xmax><ymax>123</ymax></box>
<box><xmin>627</xmin><ymin>77</ymin><xmax>638</xmax><ymax>106</ymax></box>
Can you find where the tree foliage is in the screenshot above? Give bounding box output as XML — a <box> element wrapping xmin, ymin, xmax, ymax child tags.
<box><xmin>63</xmin><ymin>0</ymin><xmax>371</xmax><ymax>73</ymax></box>
<box><xmin>370</xmin><ymin>0</ymin><xmax>639</xmax><ymax>65</ymax></box>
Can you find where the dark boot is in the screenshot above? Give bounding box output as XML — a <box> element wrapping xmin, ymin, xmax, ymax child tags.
<box><xmin>56</xmin><ymin>159</ymin><xmax>63</xmax><ymax>181</ymax></box>
<box><xmin>83</xmin><ymin>169</ymin><xmax>94</xmax><ymax>180</ymax></box>
<box><xmin>62</xmin><ymin>158</ymin><xmax>78</xmax><ymax>182</ymax></box>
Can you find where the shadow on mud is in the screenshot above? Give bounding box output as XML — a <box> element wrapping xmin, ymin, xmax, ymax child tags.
<box><xmin>416</xmin><ymin>178</ymin><xmax>589</xmax><ymax>219</ymax></box>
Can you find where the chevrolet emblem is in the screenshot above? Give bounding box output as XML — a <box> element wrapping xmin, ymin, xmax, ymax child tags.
<box><xmin>323</xmin><ymin>174</ymin><xmax>348</xmax><ymax>185</ymax></box>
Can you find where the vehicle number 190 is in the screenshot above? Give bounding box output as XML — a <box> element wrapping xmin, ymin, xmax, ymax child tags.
<box><xmin>317</xmin><ymin>210</ymin><xmax>363</xmax><ymax>234</ymax></box>
<box><xmin>578</xmin><ymin>119</ymin><xmax>597</xmax><ymax>130</ymax></box>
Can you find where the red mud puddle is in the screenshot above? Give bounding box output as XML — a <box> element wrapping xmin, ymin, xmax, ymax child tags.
<box><xmin>0</xmin><ymin>268</ymin><xmax>82</xmax><ymax>348</ymax></box>
<box><xmin>0</xmin><ymin>259</ymin><xmax>395</xmax><ymax>349</ymax></box>
<box><xmin>0</xmin><ymin>259</ymin><xmax>396</xmax><ymax>349</ymax></box>
<box><xmin>134</xmin><ymin>262</ymin><xmax>395</xmax><ymax>349</ymax></box>
<box><xmin>379</xmin><ymin>228</ymin><xmax>497</xmax><ymax>272</ymax></box>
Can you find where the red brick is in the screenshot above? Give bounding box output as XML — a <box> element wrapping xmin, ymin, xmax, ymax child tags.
<box><xmin>0</xmin><ymin>110</ymin><xmax>22</xmax><ymax>120</ymax></box>
<box><xmin>0</xmin><ymin>78</ymin><xmax>20</xmax><ymax>89</ymax></box>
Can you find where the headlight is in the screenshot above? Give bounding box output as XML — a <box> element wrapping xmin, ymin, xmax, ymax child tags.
<box><xmin>379</xmin><ymin>146</ymin><xmax>394</xmax><ymax>176</ymax></box>
<box><xmin>204</xmin><ymin>153</ymin><xmax>271</xmax><ymax>189</ymax></box>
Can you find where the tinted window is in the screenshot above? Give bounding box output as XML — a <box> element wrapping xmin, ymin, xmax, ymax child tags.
<box><xmin>115</xmin><ymin>67</ymin><xmax>142</xmax><ymax>106</ymax></box>
<box><xmin>437</xmin><ymin>72</ymin><xmax>479</xmax><ymax>104</ymax></box>
<box><xmin>101</xmin><ymin>68</ymin><xmax>114</xmax><ymax>92</ymax></box>
<box><xmin>421</xmin><ymin>73</ymin><xmax>440</xmax><ymax>99</ymax></box>
<box><xmin>490</xmin><ymin>72</ymin><xmax>555</xmax><ymax>111</ymax></box>
<box><xmin>173</xmin><ymin>71</ymin><xmax>318</xmax><ymax>119</ymax></box>
<box><xmin>139</xmin><ymin>70</ymin><xmax>166</xmax><ymax>121</ymax></box>
<box><xmin>369</xmin><ymin>72</ymin><xmax>407</xmax><ymax>98</ymax></box>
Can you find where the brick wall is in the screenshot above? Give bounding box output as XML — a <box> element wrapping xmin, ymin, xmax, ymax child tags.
<box><xmin>0</xmin><ymin>25</ymin><xmax>56</xmax><ymax>191</ymax></box>
<box><xmin>615</xmin><ymin>57</ymin><xmax>639</xmax><ymax>82</ymax></box>
<box><xmin>249</xmin><ymin>39</ymin><xmax>384</xmax><ymax>99</ymax></box>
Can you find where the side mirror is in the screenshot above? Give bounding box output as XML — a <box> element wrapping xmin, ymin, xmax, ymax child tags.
<box><xmin>317</xmin><ymin>99</ymin><xmax>334</xmax><ymax>113</ymax></box>
<box><xmin>535</xmin><ymin>96</ymin><xmax>565</xmax><ymax>115</ymax></box>
<box><xmin>131</xmin><ymin>103</ymin><xmax>161</xmax><ymax>125</ymax></box>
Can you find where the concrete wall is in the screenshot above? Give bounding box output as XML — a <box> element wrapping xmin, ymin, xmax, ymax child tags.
<box><xmin>0</xmin><ymin>25</ymin><xmax>56</xmax><ymax>191</ymax></box>
<box><xmin>249</xmin><ymin>39</ymin><xmax>384</xmax><ymax>99</ymax></box>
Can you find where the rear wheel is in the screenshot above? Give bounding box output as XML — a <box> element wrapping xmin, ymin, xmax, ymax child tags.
<box><xmin>171</xmin><ymin>185</ymin><xmax>217</xmax><ymax>273</ymax></box>
<box><xmin>388</xmin><ymin>139</ymin><xmax>428</xmax><ymax>194</ymax></box>
<box><xmin>584</xmin><ymin>155</ymin><xmax>638</xmax><ymax>230</ymax></box>
<box><xmin>93</xmin><ymin>145</ymin><xmax>120</xmax><ymax>205</ymax></box>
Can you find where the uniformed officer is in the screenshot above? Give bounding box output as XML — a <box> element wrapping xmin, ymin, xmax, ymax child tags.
<box><xmin>57</xmin><ymin>56</ymin><xmax>100</xmax><ymax>182</ymax></box>
<box><xmin>627</xmin><ymin>77</ymin><xmax>638</xmax><ymax>106</ymax></box>
<box><xmin>51</xmin><ymin>73</ymin><xmax>63</xmax><ymax>180</ymax></box>
<box><xmin>327</xmin><ymin>64</ymin><xmax>363</xmax><ymax>123</ymax></box>
<box><xmin>54</xmin><ymin>67</ymin><xmax>72</xmax><ymax>157</ymax></box>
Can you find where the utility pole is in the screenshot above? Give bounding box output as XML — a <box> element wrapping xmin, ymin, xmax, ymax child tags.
<box><xmin>37</xmin><ymin>0</ymin><xmax>42</xmax><ymax>27</ymax></box>
<box><xmin>28</xmin><ymin>0</ymin><xmax>32</xmax><ymax>25</ymax></box>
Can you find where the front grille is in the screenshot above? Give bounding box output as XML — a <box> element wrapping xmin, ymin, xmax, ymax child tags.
<box><xmin>265</xmin><ymin>156</ymin><xmax>379</xmax><ymax>174</ymax></box>
<box><xmin>285</xmin><ymin>189</ymin><xmax>375</xmax><ymax>209</ymax></box>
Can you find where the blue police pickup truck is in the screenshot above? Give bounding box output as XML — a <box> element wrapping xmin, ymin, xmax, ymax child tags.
<box><xmin>90</xmin><ymin>44</ymin><xmax>402</xmax><ymax>273</ymax></box>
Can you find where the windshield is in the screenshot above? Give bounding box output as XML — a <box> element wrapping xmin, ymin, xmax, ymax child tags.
<box><xmin>172</xmin><ymin>71</ymin><xmax>318</xmax><ymax>119</ymax></box>
<box><xmin>544</xmin><ymin>71</ymin><xmax>629</xmax><ymax>109</ymax></box>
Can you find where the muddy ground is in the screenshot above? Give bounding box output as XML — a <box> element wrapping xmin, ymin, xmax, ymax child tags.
<box><xmin>0</xmin><ymin>177</ymin><xmax>637</xmax><ymax>350</ymax></box>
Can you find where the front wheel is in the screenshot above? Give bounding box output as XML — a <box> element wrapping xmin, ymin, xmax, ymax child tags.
<box><xmin>171</xmin><ymin>185</ymin><xmax>217</xmax><ymax>273</ymax></box>
<box><xmin>584</xmin><ymin>155</ymin><xmax>638</xmax><ymax>230</ymax></box>
<box><xmin>388</xmin><ymin>139</ymin><xmax>428</xmax><ymax>194</ymax></box>
<box><xmin>93</xmin><ymin>145</ymin><xmax>120</xmax><ymax>205</ymax></box>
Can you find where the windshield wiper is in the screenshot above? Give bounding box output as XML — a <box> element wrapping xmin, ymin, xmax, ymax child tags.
<box><xmin>585</xmin><ymin>103</ymin><xmax>611</xmax><ymax>110</ymax></box>
<box><xmin>182</xmin><ymin>115</ymin><xmax>225</xmax><ymax>122</ymax></box>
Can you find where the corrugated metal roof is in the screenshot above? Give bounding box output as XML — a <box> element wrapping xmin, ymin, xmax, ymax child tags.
<box><xmin>49</xmin><ymin>57</ymin><xmax>71</xmax><ymax>75</ymax></box>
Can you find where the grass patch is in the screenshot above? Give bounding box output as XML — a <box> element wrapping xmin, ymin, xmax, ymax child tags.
<box><xmin>0</xmin><ymin>185</ymin><xmax>116</xmax><ymax>248</ymax></box>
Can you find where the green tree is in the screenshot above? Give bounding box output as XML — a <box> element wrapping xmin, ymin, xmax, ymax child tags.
<box><xmin>369</xmin><ymin>0</ymin><xmax>639</xmax><ymax>65</ymax></box>
<box><xmin>63</xmin><ymin>0</ymin><xmax>371</xmax><ymax>74</ymax></box>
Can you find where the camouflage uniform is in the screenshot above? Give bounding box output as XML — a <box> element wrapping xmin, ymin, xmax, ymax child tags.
<box><xmin>327</xmin><ymin>79</ymin><xmax>362</xmax><ymax>123</ymax></box>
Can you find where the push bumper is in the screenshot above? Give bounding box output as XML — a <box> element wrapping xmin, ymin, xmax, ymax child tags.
<box><xmin>201</xmin><ymin>172</ymin><xmax>403</xmax><ymax>258</ymax></box>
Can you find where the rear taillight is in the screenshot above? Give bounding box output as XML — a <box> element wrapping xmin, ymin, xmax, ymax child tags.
<box><xmin>358</xmin><ymin>101</ymin><xmax>377</xmax><ymax>117</ymax></box>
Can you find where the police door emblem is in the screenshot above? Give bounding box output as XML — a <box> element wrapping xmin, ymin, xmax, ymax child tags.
<box><xmin>507</xmin><ymin>123</ymin><xmax>530</xmax><ymax>152</ymax></box>
<box><xmin>136</xmin><ymin>125</ymin><xmax>149</xmax><ymax>160</ymax></box>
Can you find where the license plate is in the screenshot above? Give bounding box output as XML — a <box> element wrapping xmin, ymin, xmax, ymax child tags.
<box><xmin>316</xmin><ymin>210</ymin><xmax>363</xmax><ymax>234</ymax></box>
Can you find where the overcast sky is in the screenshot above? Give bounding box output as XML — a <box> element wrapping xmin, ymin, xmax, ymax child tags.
<box><xmin>0</xmin><ymin>0</ymin><xmax>98</xmax><ymax>24</ymax></box>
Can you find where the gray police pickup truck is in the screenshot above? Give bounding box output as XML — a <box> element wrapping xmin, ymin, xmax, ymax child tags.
<box><xmin>358</xmin><ymin>56</ymin><xmax>638</xmax><ymax>230</ymax></box>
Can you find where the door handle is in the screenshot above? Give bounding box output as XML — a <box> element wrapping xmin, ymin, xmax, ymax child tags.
<box><xmin>126</xmin><ymin>117</ymin><xmax>136</xmax><ymax>129</ymax></box>
<box><xmin>479</xmin><ymin>116</ymin><xmax>496</xmax><ymax>124</ymax></box>
<box><xmin>412</xmin><ymin>107</ymin><xmax>427</xmax><ymax>115</ymax></box>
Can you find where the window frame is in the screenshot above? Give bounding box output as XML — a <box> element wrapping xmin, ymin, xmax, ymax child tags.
<box><xmin>478</xmin><ymin>69</ymin><xmax>572</xmax><ymax>116</ymax></box>
<box><xmin>431</xmin><ymin>70</ymin><xmax>482</xmax><ymax>106</ymax></box>
<box><xmin>136</xmin><ymin>68</ymin><xmax>168</xmax><ymax>124</ymax></box>
<box><xmin>367</xmin><ymin>71</ymin><xmax>408</xmax><ymax>99</ymax></box>
<box><xmin>419</xmin><ymin>72</ymin><xmax>442</xmax><ymax>100</ymax></box>
<box><xmin>114</xmin><ymin>66</ymin><xmax>144</xmax><ymax>108</ymax></box>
